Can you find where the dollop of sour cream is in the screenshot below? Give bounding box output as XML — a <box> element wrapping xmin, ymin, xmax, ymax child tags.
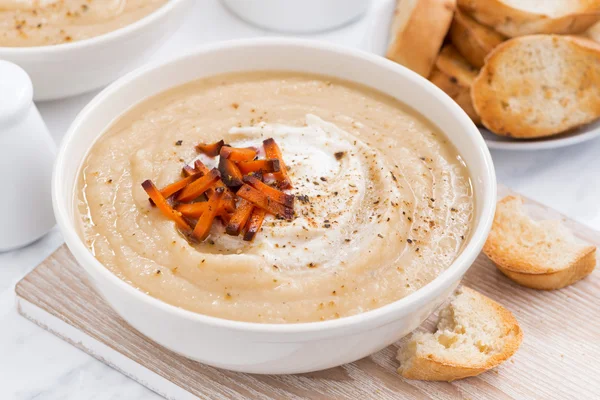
<box><xmin>192</xmin><ymin>114</ymin><xmax>402</xmax><ymax>271</ymax></box>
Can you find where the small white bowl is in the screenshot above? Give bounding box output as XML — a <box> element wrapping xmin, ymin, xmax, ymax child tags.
<box><xmin>0</xmin><ymin>0</ymin><xmax>193</xmax><ymax>101</ymax></box>
<box><xmin>222</xmin><ymin>0</ymin><xmax>371</xmax><ymax>33</ymax></box>
<box><xmin>53</xmin><ymin>38</ymin><xmax>496</xmax><ymax>374</ymax></box>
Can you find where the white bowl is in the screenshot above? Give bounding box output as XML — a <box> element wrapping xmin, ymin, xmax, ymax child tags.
<box><xmin>0</xmin><ymin>0</ymin><xmax>193</xmax><ymax>101</ymax></box>
<box><xmin>53</xmin><ymin>38</ymin><xmax>496</xmax><ymax>374</ymax></box>
<box><xmin>222</xmin><ymin>0</ymin><xmax>371</xmax><ymax>33</ymax></box>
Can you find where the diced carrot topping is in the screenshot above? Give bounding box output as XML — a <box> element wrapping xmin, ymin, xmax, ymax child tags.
<box><xmin>177</xmin><ymin>168</ymin><xmax>220</xmax><ymax>202</ymax></box>
<box><xmin>221</xmin><ymin>189</ymin><xmax>236</xmax><ymax>212</ymax></box>
<box><xmin>144</xmin><ymin>136</ymin><xmax>297</xmax><ymax>242</ymax></box>
<box><xmin>243</xmin><ymin>208</ymin><xmax>266</xmax><ymax>241</ymax></box>
<box><xmin>243</xmin><ymin>175</ymin><xmax>294</xmax><ymax>208</ymax></box>
<box><xmin>194</xmin><ymin>160</ymin><xmax>210</xmax><ymax>175</ymax></box>
<box><xmin>237</xmin><ymin>184</ymin><xmax>294</xmax><ymax>221</ymax></box>
<box><xmin>237</xmin><ymin>159</ymin><xmax>281</xmax><ymax>175</ymax></box>
<box><xmin>142</xmin><ymin>180</ymin><xmax>191</xmax><ymax>231</ymax></box>
<box><xmin>225</xmin><ymin>199</ymin><xmax>254</xmax><ymax>236</ymax></box>
<box><xmin>216</xmin><ymin>191</ymin><xmax>235</xmax><ymax>223</ymax></box>
<box><xmin>175</xmin><ymin>202</ymin><xmax>208</xmax><ymax>218</ymax></box>
<box><xmin>196</xmin><ymin>140</ymin><xmax>224</xmax><ymax>157</ymax></box>
<box><xmin>220</xmin><ymin>146</ymin><xmax>257</xmax><ymax>162</ymax></box>
<box><xmin>192</xmin><ymin>187</ymin><xmax>225</xmax><ymax>241</ymax></box>
<box><xmin>160</xmin><ymin>174</ymin><xmax>199</xmax><ymax>199</ymax></box>
<box><xmin>192</xmin><ymin>160</ymin><xmax>223</xmax><ymax>197</ymax></box>
<box><xmin>182</xmin><ymin>164</ymin><xmax>197</xmax><ymax>177</ymax></box>
<box><xmin>218</xmin><ymin>210</ymin><xmax>232</xmax><ymax>225</ymax></box>
<box><xmin>218</xmin><ymin>157</ymin><xmax>244</xmax><ymax>188</ymax></box>
<box><xmin>263</xmin><ymin>138</ymin><xmax>292</xmax><ymax>189</ymax></box>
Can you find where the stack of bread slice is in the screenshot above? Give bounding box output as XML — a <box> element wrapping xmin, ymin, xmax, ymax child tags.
<box><xmin>386</xmin><ymin>0</ymin><xmax>600</xmax><ymax>139</ymax></box>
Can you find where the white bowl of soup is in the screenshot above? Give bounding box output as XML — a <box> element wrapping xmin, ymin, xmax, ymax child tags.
<box><xmin>0</xmin><ymin>0</ymin><xmax>192</xmax><ymax>101</ymax></box>
<box><xmin>53</xmin><ymin>38</ymin><xmax>496</xmax><ymax>374</ymax></box>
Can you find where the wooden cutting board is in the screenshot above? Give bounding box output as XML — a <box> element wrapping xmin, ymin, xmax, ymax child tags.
<box><xmin>15</xmin><ymin>186</ymin><xmax>600</xmax><ymax>400</ymax></box>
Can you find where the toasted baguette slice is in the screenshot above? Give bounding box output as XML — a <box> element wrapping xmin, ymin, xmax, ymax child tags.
<box><xmin>472</xmin><ymin>35</ymin><xmax>600</xmax><ymax>139</ymax></box>
<box><xmin>583</xmin><ymin>21</ymin><xmax>600</xmax><ymax>42</ymax></box>
<box><xmin>397</xmin><ymin>287</ymin><xmax>522</xmax><ymax>381</ymax></box>
<box><xmin>435</xmin><ymin>45</ymin><xmax>479</xmax><ymax>88</ymax></box>
<box><xmin>386</xmin><ymin>0</ymin><xmax>457</xmax><ymax>77</ymax></box>
<box><xmin>450</xmin><ymin>9</ymin><xmax>505</xmax><ymax>68</ymax></box>
<box><xmin>433</xmin><ymin>45</ymin><xmax>481</xmax><ymax>124</ymax></box>
<box><xmin>458</xmin><ymin>0</ymin><xmax>600</xmax><ymax>37</ymax></box>
<box><xmin>484</xmin><ymin>196</ymin><xmax>597</xmax><ymax>290</ymax></box>
<box><xmin>430</xmin><ymin>68</ymin><xmax>481</xmax><ymax>124</ymax></box>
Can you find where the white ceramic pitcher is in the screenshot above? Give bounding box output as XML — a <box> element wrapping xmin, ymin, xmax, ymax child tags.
<box><xmin>0</xmin><ymin>60</ymin><xmax>56</xmax><ymax>251</ymax></box>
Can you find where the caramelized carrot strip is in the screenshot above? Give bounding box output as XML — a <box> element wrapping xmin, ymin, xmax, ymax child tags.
<box><xmin>193</xmin><ymin>187</ymin><xmax>225</xmax><ymax>241</ymax></box>
<box><xmin>243</xmin><ymin>175</ymin><xmax>294</xmax><ymax>208</ymax></box>
<box><xmin>237</xmin><ymin>184</ymin><xmax>294</xmax><ymax>221</ymax></box>
<box><xmin>243</xmin><ymin>208</ymin><xmax>266</xmax><ymax>241</ymax></box>
<box><xmin>237</xmin><ymin>159</ymin><xmax>280</xmax><ymax>175</ymax></box>
<box><xmin>142</xmin><ymin>180</ymin><xmax>190</xmax><ymax>231</ymax></box>
<box><xmin>218</xmin><ymin>157</ymin><xmax>244</xmax><ymax>188</ymax></box>
<box><xmin>194</xmin><ymin>160</ymin><xmax>210</xmax><ymax>175</ymax></box>
<box><xmin>221</xmin><ymin>189</ymin><xmax>236</xmax><ymax>212</ymax></box>
<box><xmin>182</xmin><ymin>164</ymin><xmax>197</xmax><ymax>177</ymax></box>
<box><xmin>160</xmin><ymin>174</ymin><xmax>199</xmax><ymax>199</ymax></box>
<box><xmin>225</xmin><ymin>199</ymin><xmax>254</xmax><ymax>236</ymax></box>
<box><xmin>192</xmin><ymin>160</ymin><xmax>222</xmax><ymax>197</ymax></box>
<box><xmin>177</xmin><ymin>169</ymin><xmax>220</xmax><ymax>202</ymax></box>
<box><xmin>216</xmin><ymin>190</ymin><xmax>236</xmax><ymax>222</ymax></box>
<box><xmin>175</xmin><ymin>202</ymin><xmax>208</xmax><ymax>218</ymax></box>
<box><xmin>218</xmin><ymin>210</ymin><xmax>232</xmax><ymax>225</ymax></box>
<box><xmin>263</xmin><ymin>138</ymin><xmax>292</xmax><ymax>189</ymax></box>
<box><xmin>196</xmin><ymin>140</ymin><xmax>224</xmax><ymax>157</ymax></box>
<box><xmin>220</xmin><ymin>146</ymin><xmax>257</xmax><ymax>162</ymax></box>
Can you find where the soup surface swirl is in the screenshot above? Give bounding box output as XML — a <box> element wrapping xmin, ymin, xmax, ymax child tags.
<box><xmin>77</xmin><ymin>72</ymin><xmax>474</xmax><ymax>323</ymax></box>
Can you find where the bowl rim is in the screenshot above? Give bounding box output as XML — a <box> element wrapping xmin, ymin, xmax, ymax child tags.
<box><xmin>53</xmin><ymin>37</ymin><xmax>497</xmax><ymax>335</ymax></box>
<box><xmin>0</xmin><ymin>0</ymin><xmax>189</xmax><ymax>55</ymax></box>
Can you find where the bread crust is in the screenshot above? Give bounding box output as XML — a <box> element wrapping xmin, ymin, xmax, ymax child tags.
<box><xmin>494</xmin><ymin>250</ymin><xmax>596</xmax><ymax>290</ymax></box>
<box><xmin>430</xmin><ymin>67</ymin><xmax>481</xmax><ymax>124</ymax></box>
<box><xmin>472</xmin><ymin>35</ymin><xmax>600</xmax><ymax>138</ymax></box>
<box><xmin>450</xmin><ymin>9</ymin><xmax>505</xmax><ymax>68</ymax></box>
<box><xmin>458</xmin><ymin>0</ymin><xmax>600</xmax><ymax>37</ymax></box>
<box><xmin>484</xmin><ymin>196</ymin><xmax>597</xmax><ymax>290</ymax></box>
<box><xmin>398</xmin><ymin>287</ymin><xmax>523</xmax><ymax>381</ymax></box>
<box><xmin>386</xmin><ymin>0</ymin><xmax>457</xmax><ymax>77</ymax></box>
<box><xmin>583</xmin><ymin>20</ymin><xmax>600</xmax><ymax>42</ymax></box>
<box><xmin>435</xmin><ymin>44</ymin><xmax>478</xmax><ymax>87</ymax></box>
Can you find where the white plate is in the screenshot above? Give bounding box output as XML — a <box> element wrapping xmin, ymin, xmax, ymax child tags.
<box><xmin>361</xmin><ymin>0</ymin><xmax>600</xmax><ymax>151</ymax></box>
<box><xmin>479</xmin><ymin>121</ymin><xmax>600</xmax><ymax>150</ymax></box>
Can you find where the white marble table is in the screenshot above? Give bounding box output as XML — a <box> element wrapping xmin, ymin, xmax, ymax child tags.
<box><xmin>1</xmin><ymin>1</ymin><xmax>599</xmax><ymax>399</ymax></box>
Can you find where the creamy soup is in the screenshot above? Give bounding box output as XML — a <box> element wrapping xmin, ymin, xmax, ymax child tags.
<box><xmin>0</xmin><ymin>0</ymin><xmax>168</xmax><ymax>47</ymax></box>
<box><xmin>76</xmin><ymin>72</ymin><xmax>474</xmax><ymax>323</ymax></box>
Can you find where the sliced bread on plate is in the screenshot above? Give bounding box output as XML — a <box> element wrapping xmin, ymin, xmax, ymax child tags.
<box><xmin>484</xmin><ymin>196</ymin><xmax>597</xmax><ymax>290</ymax></box>
<box><xmin>432</xmin><ymin>45</ymin><xmax>481</xmax><ymax>124</ymax></box>
<box><xmin>386</xmin><ymin>0</ymin><xmax>457</xmax><ymax>77</ymax></box>
<box><xmin>430</xmin><ymin>67</ymin><xmax>481</xmax><ymax>124</ymax></box>
<box><xmin>583</xmin><ymin>20</ymin><xmax>600</xmax><ymax>42</ymax></box>
<box><xmin>457</xmin><ymin>0</ymin><xmax>600</xmax><ymax>37</ymax></box>
<box><xmin>472</xmin><ymin>35</ymin><xmax>600</xmax><ymax>138</ymax></box>
<box><xmin>449</xmin><ymin>9</ymin><xmax>506</xmax><ymax>68</ymax></box>
<box><xmin>397</xmin><ymin>287</ymin><xmax>522</xmax><ymax>381</ymax></box>
<box><xmin>435</xmin><ymin>44</ymin><xmax>478</xmax><ymax>87</ymax></box>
